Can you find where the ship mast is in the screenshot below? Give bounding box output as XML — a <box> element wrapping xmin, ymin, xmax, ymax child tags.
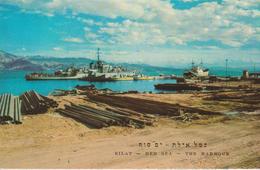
<box><xmin>225</xmin><ymin>58</ymin><xmax>228</xmax><ymax>87</ymax></box>
<box><xmin>191</xmin><ymin>60</ymin><xmax>195</xmax><ymax>68</ymax></box>
<box><xmin>200</xmin><ymin>58</ymin><xmax>203</xmax><ymax>67</ymax></box>
<box><xmin>97</xmin><ymin>48</ymin><xmax>100</xmax><ymax>62</ymax></box>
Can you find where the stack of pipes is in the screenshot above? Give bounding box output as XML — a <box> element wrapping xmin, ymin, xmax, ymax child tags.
<box><xmin>57</xmin><ymin>103</ymin><xmax>154</xmax><ymax>129</ymax></box>
<box><xmin>0</xmin><ymin>94</ymin><xmax>22</xmax><ymax>124</ymax></box>
<box><xmin>20</xmin><ymin>90</ymin><xmax>58</xmax><ymax>114</ymax></box>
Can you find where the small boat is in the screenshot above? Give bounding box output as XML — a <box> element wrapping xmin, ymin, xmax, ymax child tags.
<box><xmin>25</xmin><ymin>67</ymin><xmax>88</xmax><ymax>81</ymax></box>
<box><xmin>25</xmin><ymin>74</ymin><xmax>81</xmax><ymax>80</ymax></box>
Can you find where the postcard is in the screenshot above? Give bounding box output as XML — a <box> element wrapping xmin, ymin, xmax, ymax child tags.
<box><xmin>0</xmin><ymin>0</ymin><xmax>259</xmax><ymax>169</ymax></box>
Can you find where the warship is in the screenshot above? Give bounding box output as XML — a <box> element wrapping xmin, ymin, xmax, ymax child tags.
<box><xmin>25</xmin><ymin>48</ymin><xmax>135</xmax><ymax>81</ymax></box>
<box><xmin>80</xmin><ymin>48</ymin><xmax>136</xmax><ymax>82</ymax></box>
<box><xmin>25</xmin><ymin>48</ymin><xmax>169</xmax><ymax>82</ymax></box>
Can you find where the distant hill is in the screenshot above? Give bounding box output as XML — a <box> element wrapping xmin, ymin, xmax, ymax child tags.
<box><xmin>0</xmin><ymin>50</ymin><xmax>182</xmax><ymax>75</ymax></box>
<box><xmin>28</xmin><ymin>55</ymin><xmax>94</xmax><ymax>70</ymax></box>
<box><xmin>0</xmin><ymin>50</ymin><xmax>45</xmax><ymax>71</ymax></box>
<box><xmin>0</xmin><ymin>50</ymin><xmax>17</xmax><ymax>69</ymax></box>
<box><xmin>0</xmin><ymin>50</ymin><xmax>17</xmax><ymax>60</ymax></box>
<box><xmin>27</xmin><ymin>55</ymin><xmax>182</xmax><ymax>75</ymax></box>
<box><xmin>117</xmin><ymin>63</ymin><xmax>183</xmax><ymax>76</ymax></box>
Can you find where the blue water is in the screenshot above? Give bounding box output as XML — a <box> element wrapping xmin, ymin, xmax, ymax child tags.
<box><xmin>0</xmin><ymin>67</ymin><xmax>248</xmax><ymax>96</ymax></box>
<box><xmin>0</xmin><ymin>70</ymin><xmax>176</xmax><ymax>95</ymax></box>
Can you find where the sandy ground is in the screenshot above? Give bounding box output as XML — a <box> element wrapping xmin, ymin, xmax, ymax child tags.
<box><xmin>0</xmin><ymin>92</ymin><xmax>260</xmax><ymax>168</ymax></box>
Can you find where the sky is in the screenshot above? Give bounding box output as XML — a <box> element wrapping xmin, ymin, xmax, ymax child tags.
<box><xmin>0</xmin><ymin>0</ymin><xmax>259</xmax><ymax>68</ymax></box>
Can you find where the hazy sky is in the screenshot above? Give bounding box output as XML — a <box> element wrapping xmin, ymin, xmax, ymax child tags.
<box><xmin>0</xmin><ymin>0</ymin><xmax>259</xmax><ymax>67</ymax></box>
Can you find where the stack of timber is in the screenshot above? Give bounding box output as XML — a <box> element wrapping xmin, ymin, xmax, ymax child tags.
<box><xmin>20</xmin><ymin>90</ymin><xmax>58</xmax><ymax>114</ymax></box>
<box><xmin>87</xmin><ymin>94</ymin><xmax>222</xmax><ymax>116</ymax></box>
<box><xmin>154</xmin><ymin>83</ymin><xmax>203</xmax><ymax>91</ymax></box>
<box><xmin>0</xmin><ymin>94</ymin><xmax>22</xmax><ymax>124</ymax></box>
<box><xmin>206</xmin><ymin>91</ymin><xmax>260</xmax><ymax>105</ymax></box>
<box><xmin>56</xmin><ymin>103</ymin><xmax>154</xmax><ymax>129</ymax></box>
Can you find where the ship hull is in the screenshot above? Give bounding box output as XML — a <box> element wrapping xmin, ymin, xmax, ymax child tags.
<box><xmin>26</xmin><ymin>76</ymin><xmax>80</xmax><ymax>81</ymax></box>
<box><xmin>81</xmin><ymin>76</ymin><xmax>134</xmax><ymax>82</ymax></box>
<box><xmin>133</xmin><ymin>76</ymin><xmax>154</xmax><ymax>80</ymax></box>
<box><xmin>111</xmin><ymin>77</ymin><xmax>134</xmax><ymax>81</ymax></box>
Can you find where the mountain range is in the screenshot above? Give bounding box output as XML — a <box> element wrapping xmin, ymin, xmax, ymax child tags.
<box><xmin>0</xmin><ymin>50</ymin><xmax>183</xmax><ymax>75</ymax></box>
<box><xmin>0</xmin><ymin>50</ymin><xmax>45</xmax><ymax>71</ymax></box>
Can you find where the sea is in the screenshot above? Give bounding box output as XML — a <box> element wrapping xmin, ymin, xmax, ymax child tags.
<box><xmin>0</xmin><ymin>68</ymin><xmax>247</xmax><ymax>96</ymax></box>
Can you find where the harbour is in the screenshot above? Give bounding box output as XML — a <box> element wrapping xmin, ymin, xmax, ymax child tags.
<box><xmin>0</xmin><ymin>70</ymin><xmax>177</xmax><ymax>95</ymax></box>
<box><xmin>0</xmin><ymin>67</ymin><xmax>251</xmax><ymax>96</ymax></box>
<box><xmin>1</xmin><ymin>54</ymin><xmax>260</xmax><ymax>169</ymax></box>
<box><xmin>1</xmin><ymin>0</ymin><xmax>260</xmax><ymax>168</ymax></box>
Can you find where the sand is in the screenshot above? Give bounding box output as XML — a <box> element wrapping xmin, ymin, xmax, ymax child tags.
<box><xmin>0</xmin><ymin>92</ymin><xmax>259</xmax><ymax>168</ymax></box>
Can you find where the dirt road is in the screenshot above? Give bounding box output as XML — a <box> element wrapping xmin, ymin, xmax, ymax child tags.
<box><xmin>0</xmin><ymin>112</ymin><xmax>259</xmax><ymax>168</ymax></box>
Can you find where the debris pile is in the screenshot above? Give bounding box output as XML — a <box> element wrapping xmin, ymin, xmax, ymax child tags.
<box><xmin>75</xmin><ymin>84</ymin><xmax>114</xmax><ymax>95</ymax></box>
<box><xmin>50</xmin><ymin>89</ymin><xmax>77</xmax><ymax>96</ymax></box>
<box><xmin>20</xmin><ymin>90</ymin><xmax>58</xmax><ymax>114</ymax></box>
<box><xmin>0</xmin><ymin>94</ymin><xmax>22</xmax><ymax>124</ymax></box>
<box><xmin>75</xmin><ymin>84</ymin><xmax>96</xmax><ymax>91</ymax></box>
<box><xmin>56</xmin><ymin>103</ymin><xmax>155</xmax><ymax>129</ymax></box>
<box><xmin>171</xmin><ymin>110</ymin><xmax>201</xmax><ymax>122</ymax></box>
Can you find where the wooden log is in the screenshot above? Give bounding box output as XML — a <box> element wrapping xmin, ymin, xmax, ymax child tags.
<box><xmin>88</xmin><ymin>94</ymin><xmax>222</xmax><ymax>116</ymax></box>
<box><xmin>1</xmin><ymin>94</ymin><xmax>8</xmax><ymax>119</ymax></box>
<box><xmin>65</xmin><ymin>105</ymin><xmax>117</xmax><ymax>125</ymax></box>
<box><xmin>78</xmin><ymin>104</ymin><xmax>154</xmax><ymax>127</ymax></box>
<box><xmin>9</xmin><ymin>95</ymin><xmax>15</xmax><ymax>119</ymax></box>
<box><xmin>76</xmin><ymin>104</ymin><xmax>129</xmax><ymax>126</ymax></box>
<box><xmin>17</xmin><ymin>98</ymin><xmax>22</xmax><ymax>123</ymax></box>
<box><xmin>25</xmin><ymin>91</ymin><xmax>37</xmax><ymax>109</ymax></box>
<box><xmin>20</xmin><ymin>91</ymin><xmax>56</xmax><ymax>114</ymax></box>
<box><xmin>106</xmin><ymin>107</ymin><xmax>154</xmax><ymax>125</ymax></box>
<box><xmin>77</xmin><ymin>104</ymin><xmax>128</xmax><ymax>120</ymax></box>
<box><xmin>0</xmin><ymin>95</ymin><xmax>3</xmax><ymax>116</ymax></box>
<box><xmin>106</xmin><ymin>107</ymin><xmax>131</xmax><ymax>116</ymax></box>
<box><xmin>21</xmin><ymin>93</ymin><xmax>34</xmax><ymax>112</ymax></box>
<box><xmin>0</xmin><ymin>94</ymin><xmax>7</xmax><ymax>117</ymax></box>
<box><xmin>57</xmin><ymin>109</ymin><xmax>107</xmax><ymax>128</ymax></box>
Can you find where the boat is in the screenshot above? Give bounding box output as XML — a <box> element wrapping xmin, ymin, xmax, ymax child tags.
<box><xmin>25</xmin><ymin>67</ymin><xmax>88</xmax><ymax>81</ymax></box>
<box><xmin>25</xmin><ymin>66</ymin><xmax>88</xmax><ymax>81</ymax></box>
<box><xmin>80</xmin><ymin>48</ymin><xmax>136</xmax><ymax>82</ymax></box>
<box><xmin>26</xmin><ymin>75</ymin><xmax>80</xmax><ymax>80</ymax></box>
<box><xmin>183</xmin><ymin>61</ymin><xmax>209</xmax><ymax>79</ymax></box>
